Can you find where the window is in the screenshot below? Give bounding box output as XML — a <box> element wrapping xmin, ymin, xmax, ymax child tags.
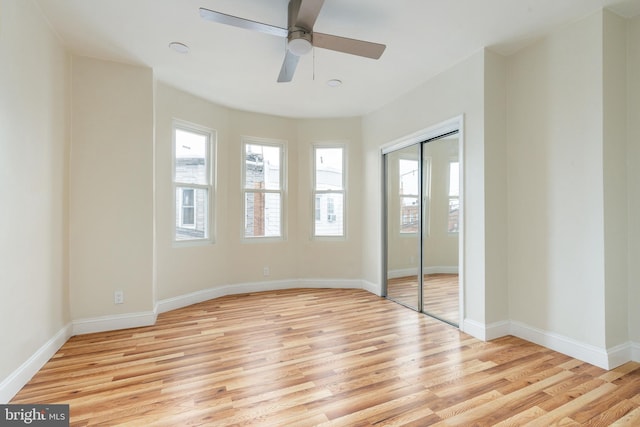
<box><xmin>327</xmin><ymin>197</ymin><xmax>336</xmax><ymax>222</ymax></box>
<box><xmin>315</xmin><ymin>197</ymin><xmax>321</xmax><ymax>221</ymax></box>
<box><xmin>243</xmin><ymin>139</ymin><xmax>284</xmax><ymax>239</ymax></box>
<box><xmin>173</xmin><ymin>122</ymin><xmax>214</xmax><ymax>242</ymax></box>
<box><xmin>448</xmin><ymin>160</ymin><xmax>459</xmax><ymax>233</ymax></box>
<box><xmin>180</xmin><ymin>189</ymin><xmax>195</xmax><ymax>227</ymax></box>
<box><xmin>399</xmin><ymin>158</ymin><xmax>419</xmax><ymax>233</ymax></box>
<box><xmin>313</xmin><ymin>145</ymin><xmax>345</xmax><ymax>237</ymax></box>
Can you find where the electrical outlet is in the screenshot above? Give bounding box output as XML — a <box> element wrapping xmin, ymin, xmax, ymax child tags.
<box><xmin>263</xmin><ymin>266</ymin><xmax>270</xmax><ymax>276</ymax></box>
<box><xmin>114</xmin><ymin>290</ymin><xmax>124</xmax><ymax>304</ymax></box>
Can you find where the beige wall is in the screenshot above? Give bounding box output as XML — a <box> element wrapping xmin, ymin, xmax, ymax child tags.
<box><xmin>603</xmin><ymin>10</ymin><xmax>629</xmax><ymax>349</ymax></box>
<box><xmin>155</xmin><ymin>84</ymin><xmax>232</xmax><ymax>299</ymax></box>
<box><xmin>628</xmin><ymin>15</ymin><xmax>640</xmax><ymax>345</ymax></box>
<box><xmin>294</xmin><ymin>118</ymin><xmax>363</xmax><ymax>280</ymax></box>
<box><xmin>506</xmin><ymin>11</ymin><xmax>607</xmax><ymax>347</ymax></box>
<box><xmin>0</xmin><ymin>0</ymin><xmax>70</xmax><ymax>388</ymax></box>
<box><xmin>483</xmin><ymin>50</ymin><xmax>509</xmax><ymax>325</ymax></box>
<box><xmin>225</xmin><ymin>110</ymin><xmax>300</xmax><ymax>286</ymax></box>
<box><xmin>69</xmin><ymin>57</ymin><xmax>154</xmax><ymax>318</ymax></box>
<box><xmin>155</xmin><ymin>83</ymin><xmax>364</xmax><ymax>301</ymax></box>
<box><xmin>505</xmin><ymin>10</ymin><xmax>636</xmax><ymax>351</ymax></box>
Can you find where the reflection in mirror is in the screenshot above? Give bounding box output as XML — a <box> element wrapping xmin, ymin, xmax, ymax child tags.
<box><xmin>422</xmin><ymin>135</ymin><xmax>459</xmax><ymax>326</ymax></box>
<box><xmin>385</xmin><ymin>145</ymin><xmax>420</xmax><ymax>310</ymax></box>
<box><xmin>384</xmin><ymin>132</ymin><xmax>460</xmax><ymax>327</ymax></box>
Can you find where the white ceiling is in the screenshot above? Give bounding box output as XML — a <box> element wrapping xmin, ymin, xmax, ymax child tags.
<box><xmin>35</xmin><ymin>0</ymin><xmax>640</xmax><ymax>118</ymax></box>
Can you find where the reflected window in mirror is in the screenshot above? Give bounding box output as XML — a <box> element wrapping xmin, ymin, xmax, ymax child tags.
<box><xmin>448</xmin><ymin>160</ymin><xmax>459</xmax><ymax>233</ymax></box>
<box><xmin>399</xmin><ymin>159</ymin><xmax>419</xmax><ymax>234</ymax></box>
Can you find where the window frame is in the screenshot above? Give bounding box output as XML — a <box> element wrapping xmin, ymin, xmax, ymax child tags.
<box><xmin>241</xmin><ymin>137</ymin><xmax>287</xmax><ymax>242</ymax></box>
<box><xmin>172</xmin><ymin>120</ymin><xmax>216</xmax><ymax>246</ymax></box>
<box><xmin>312</xmin><ymin>143</ymin><xmax>347</xmax><ymax>239</ymax></box>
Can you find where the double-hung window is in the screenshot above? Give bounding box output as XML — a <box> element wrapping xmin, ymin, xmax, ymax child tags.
<box><xmin>243</xmin><ymin>139</ymin><xmax>285</xmax><ymax>239</ymax></box>
<box><xmin>313</xmin><ymin>145</ymin><xmax>345</xmax><ymax>237</ymax></box>
<box><xmin>173</xmin><ymin>121</ymin><xmax>215</xmax><ymax>243</ymax></box>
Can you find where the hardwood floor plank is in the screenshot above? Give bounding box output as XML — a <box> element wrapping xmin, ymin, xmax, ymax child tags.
<box><xmin>493</xmin><ymin>405</ymin><xmax>548</xmax><ymax>426</ymax></box>
<box><xmin>9</xmin><ymin>288</ymin><xmax>640</xmax><ymax>426</ymax></box>
<box><xmin>429</xmin><ymin>370</ymin><xmax>575</xmax><ymax>426</ymax></box>
<box><xmin>579</xmin><ymin>399</ymin><xmax>638</xmax><ymax>426</ymax></box>
<box><xmin>609</xmin><ymin>407</ymin><xmax>640</xmax><ymax>426</ymax></box>
<box><xmin>537</xmin><ymin>378</ymin><xmax>608</xmax><ymax>412</ymax></box>
<box><xmin>522</xmin><ymin>382</ymin><xmax>618</xmax><ymax>426</ymax></box>
<box><xmin>599</xmin><ymin>362</ymin><xmax>640</xmax><ymax>382</ymax></box>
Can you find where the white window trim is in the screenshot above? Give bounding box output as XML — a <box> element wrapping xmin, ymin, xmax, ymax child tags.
<box><xmin>312</xmin><ymin>142</ymin><xmax>347</xmax><ymax>240</ymax></box>
<box><xmin>241</xmin><ymin>136</ymin><xmax>287</xmax><ymax>242</ymax></box>
<box><xmin>172</xmin><ymin>119</ymin><xmax>216</xmax><ymax>246</ymax></box>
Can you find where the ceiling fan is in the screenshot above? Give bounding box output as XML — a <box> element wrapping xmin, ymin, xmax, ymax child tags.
<box><xmin>199</xmin><ymin>0</ymin><xmax>386</xmax><ymax>82</ymax></box>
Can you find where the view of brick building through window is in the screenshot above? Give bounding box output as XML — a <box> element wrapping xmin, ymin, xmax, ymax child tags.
<box><xmin>244</xmin><ymin>143</ymin><xmax>282</xmax><ymax>238</ymax></box>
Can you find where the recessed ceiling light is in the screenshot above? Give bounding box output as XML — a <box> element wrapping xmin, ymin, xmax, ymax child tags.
<box><xmin>327</xmin><ymin>79</ymin><xmax>342</xmax><ymax>87</ymax></box>
<box><xmin>169</xmin><ymin>42</ymin><xmax>190</xmax><ymax>54</ymax></box>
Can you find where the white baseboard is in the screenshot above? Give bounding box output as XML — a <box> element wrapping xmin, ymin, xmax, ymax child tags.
<box><xmin>462</xmin><ymin>319</ymin><xmax>510</xmax><ymax>341</ymax></box>
<box><xmin>156</xmin><ymin>279</ymin><xmax>368</xmax><ymax>314</ymax></box>
<box><xmin>423</xmin><ymin>266</ymin><xmax>459</xmax><ymax>275</ymax></box>
<box><xmin>0</xmin><ymin>324</ymin><xmax>73</xmax><ymax>404</ymax></box>
<box><xmin>607</xmin><ymin>342</ymin><xmax>634</xmax><ymax>369</ymax></box>
<box><xmin>387</xmin><ymin>266</ymin><xmax>458</xmax><ymax>279</ymax></box>
<box><xmin>362</xmin><ymin>280</ymin><xmax>382</xmax><ymax>296</ymax></box>
<box><xmin>387</xmin><ymin>268</ymin><xmax>417</xmax><ymax>279</ymax></box>
<box><xmin>510</xmin><ymin>321</ymin><xmax>611</xmax><ymax>369</ymax></box>
<box><xmin>461</xmin><ymin>320</ymin><xmax>640</xmax><ymax>370</ymax></box>
<box><xmin>461</xmin><ymin>318</ymin><xmax>486</xmax><ymax>340</ymax></box>
<box><xmin>72</xmin><ymin>310</ymin><xmax>157</xmax><ymax>335</ymax></box>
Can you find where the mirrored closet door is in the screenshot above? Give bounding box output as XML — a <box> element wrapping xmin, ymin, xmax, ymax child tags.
<box><xmin>385</xmin><ymin>144</ymin><xmax>421</xmax><ymax>311</ymax></box>
<box><xmin>384</xmin><ymin>130</ymin><xmax>461</xmax><ymax>327</ymax></box>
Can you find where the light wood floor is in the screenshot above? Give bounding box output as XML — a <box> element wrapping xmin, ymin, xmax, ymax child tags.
<box><xmin>387</xmin><ymin>274</ymin><xmax>459</xmax><ymax>324</ymax></box>
<box><xmin>12</xmin><ymin>288</ymin><xmax>640</xmax><ymax>426</ymax></box>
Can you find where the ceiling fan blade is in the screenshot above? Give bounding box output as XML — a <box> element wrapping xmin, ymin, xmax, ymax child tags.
<box><xmin>294</xmin><ymin>0</ymin><xmax>325</xmax><ymax>30</ymax></box>
<box><xmin>277</xmin><ymin>51</ymin><xmax>301</xmax><ymax>83</ymax></box>
<box><xmin>313</xmin><ymin>32</ymin><xmax>386</xmax><ymax>59</ymax></box>
<box><xmin>199</xmin><ymin>8</ymin><xmax>288</xmax><ymax>38</ymax></box>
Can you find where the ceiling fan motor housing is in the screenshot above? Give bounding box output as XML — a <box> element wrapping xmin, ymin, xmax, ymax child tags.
<box><xmin>286</xmin><ymin>0</ymin><xmax>313</xmax><ymax>56</ymax></box>
<box><xmin>288</xmin><ymin>29</ymin><xmax>313</xmax><ymax>56</ymax></box>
